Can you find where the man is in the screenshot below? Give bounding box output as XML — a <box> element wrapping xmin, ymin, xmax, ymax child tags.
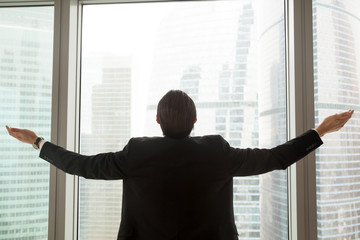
<box><xmin>6</xmin><ymin>90</ymin><xmax>353</xmax><ymax>240</ymax></box>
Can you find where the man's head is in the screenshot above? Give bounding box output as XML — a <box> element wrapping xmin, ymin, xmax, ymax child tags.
<box><xmin>156</xmin><ymin>90</ymin><xmax>197</xmax><ymax>139</ymax></box>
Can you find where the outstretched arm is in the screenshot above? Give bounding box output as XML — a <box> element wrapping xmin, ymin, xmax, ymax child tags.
<box><xmin>225</xmin><ymin>110</ymin><xmax>354</xmax><ymax>176</ymax></box>
<box><xmin>39</xmin><ymin>141</ymin><xmax>129</xmax><ymax>180</ymax></box>
<box><xmin>5</xmin><ymin>125</ymin><xmax>129</xmax><ymax>180</ymax></box>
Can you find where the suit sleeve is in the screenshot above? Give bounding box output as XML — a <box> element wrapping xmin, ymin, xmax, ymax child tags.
<box><xmin>39</xmin><ymin>141</ymin><xmax>130</xmax><ymax>180</ymax></box>
<box><xmin>222</xmin><ymin>130</ymin><xmax>323</xmax><ymax>176</ymax></box>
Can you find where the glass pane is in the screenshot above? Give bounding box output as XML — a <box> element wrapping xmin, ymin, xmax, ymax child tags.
<box><xmin>79</xmin><ymin>1</ymin><xmax>287</xmax><ymax>239</ymax></box>
<box><xmin>0</xmin><ymin>7</ymin><xmax>54</xmax><ymax>239</ymax></box>
<box><xmin>313</xmin><ymin>0</ymin><xmax>360</xmax><ymax>239</ymax></box>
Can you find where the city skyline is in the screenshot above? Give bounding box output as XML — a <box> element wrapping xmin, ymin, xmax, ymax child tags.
<box><xmin>81</xmin><ymin>2</ymin><xmax>275</xmax><ymax>239</ymax></box>
<box><xmin>80</xmin><ymin>1</ymin><xmax>360</xmax><ymax>239</ymax></box>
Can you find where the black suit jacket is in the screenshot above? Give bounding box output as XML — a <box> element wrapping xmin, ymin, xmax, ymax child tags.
<box><xmin>40</xmin><ymin>130</ymin><xmax>322</xmax><ymax>240</ymax></box>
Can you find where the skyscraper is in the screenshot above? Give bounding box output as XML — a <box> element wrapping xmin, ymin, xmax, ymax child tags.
<box><xmin>0</xmin><ymin>7</ymin><xmax>53</xmax><ymax>240</ymax></box>
<box><xmin>216</xmin><ymin>4</ymin><xmax>261</xmax><ymax>239</ymax></box>
<box><xmin>313</xmin><ymin>0</ymin><xmax>360</xmax><ymax>238</ymax></box>
<box><xmin>79</xmin><ymin>55</ymin><xmax>132</xmax><ymax>240</ymax></box>
<box><xmin>180</xmin><ymin>65</ymin><xmax>201</xmax><ymax>102</ymax></box>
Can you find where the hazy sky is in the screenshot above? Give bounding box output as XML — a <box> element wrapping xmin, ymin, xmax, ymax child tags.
<box><xmin>81</xmin><ymin>1</ymin><xmax>241</xmax><ymax>136</ymax></box>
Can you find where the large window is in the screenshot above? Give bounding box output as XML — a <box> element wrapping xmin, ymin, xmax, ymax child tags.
<box><xmin>0</xmin><ymin>7</ymin><xmax>54</xmax><ymax>239</ymax></box>
<box><xmin>313</xmin><ymin>0</ymin><xmax>360</xmax><ymax>239</ymax></box>
<box><xmin>5</xmin><ymin>0</ymin><xmax>360</xmax><ymax>239</ymax></box>
<box><xmin>79</xmin><ymin>0</ymin><xmax>287</xmax><ymax>239</ymax></box>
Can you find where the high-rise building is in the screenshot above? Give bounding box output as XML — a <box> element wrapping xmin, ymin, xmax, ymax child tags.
<box><xmin>180</xmin><ymin>65</ymin><xmax>201</xmax><ymax>102</ymax></box>
<box><xmin>217</xmin><ymin>4</ymin><xmax>262</xmax><ymax>239</ymax></box>
<box><xmin>313</xmin><ymin>1</ymin><xmax>360</xmax><ymax>238</ymax></box>
<box><xmin>79</xmin><ymin>55</ymin><xmax>132</xmax><ymax>240</ymax></box>
<box><xmin>0</xmin><ymin>7</ymin><xmax>53</xmax><ymax>239</ymax></box>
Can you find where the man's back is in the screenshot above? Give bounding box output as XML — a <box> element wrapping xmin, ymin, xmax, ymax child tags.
<box><xmin>39</xmin><ymin>130</ymin><xmax>322</xmax><ymax>240</ymax></box>
<box><xmin>119</xmin><ymin>136</ymin><xmax>238</xmax><ymax>239</ymax></box>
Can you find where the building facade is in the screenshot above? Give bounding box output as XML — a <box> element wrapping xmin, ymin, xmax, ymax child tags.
<box><xmin>79</xmin><ymin>55</ymin><xmax>132</xmax><ymax>240</ymax></box>
<box><xmin>314</xmin><ymin>0</ymin><xmax>360</xmax><ymax>238</ymax></box>
<box><xmin>0</xmin><ymin>7</ymin><xmax>53</xmax><ymax>240</ymax></box>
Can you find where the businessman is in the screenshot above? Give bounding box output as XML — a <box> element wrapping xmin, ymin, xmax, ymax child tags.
<box><xmin>6</xmin><ymin>90</ymin><xmax>353</xmax><ymax>240</ymax></box>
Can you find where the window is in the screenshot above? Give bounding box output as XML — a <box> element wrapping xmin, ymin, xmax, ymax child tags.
<box><xmin>313</xmin><ymin>0</ymin><xmax>360</xmax><ymax>239</ymax></box>
<box><xmin>79</xmin><ymin>1</ymin><xmax>287</xmax><ymax>239</ymax></box>
<box><xmin>0</xmin><ymin>7</ymin><xmax>54</xmax><ymax>239</ymax></box>
<box><xmin>8</xmin><ymin>1</ymin><xmax>360</xmax><ymax>239</ymax></box>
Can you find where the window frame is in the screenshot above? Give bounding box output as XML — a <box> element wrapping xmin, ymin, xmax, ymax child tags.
<box><xmin>49</xmin><ymin>0</ymin><xmax>80</xmax><ymax>239</ymax></box>
<box><xmin>0</xmin><ymin>1</ymin><xmax>56</xmax><ymax>239</ymax></box>
<box><xmin>285</xmin><ymin>0</ymin><xmax>317</xmax><ymax>239</ymax></box>
<box><xmin>0</xmin><ymin>0</ymin><xmax>53</xmax><ymax>6</ymax></box>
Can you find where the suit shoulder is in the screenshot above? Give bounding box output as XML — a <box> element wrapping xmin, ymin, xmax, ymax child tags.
<box><xmin>199</xmin><ymin>134</ymin><xmax>227</xmax><ymax>141</ymax></box>
<box><xmin>126</xmin><ymin>136</ymin><xmax>165</xmax><ymax>148</ymax></box>
<box><xmin>128</xmin><ymin>136</ymin><xmax>163</xmax><ymax>142</ymax></box>
<box><xmin>191</xmin><ymin>135</ymin><xmax>229</xmax><ymax>147</ymax></box>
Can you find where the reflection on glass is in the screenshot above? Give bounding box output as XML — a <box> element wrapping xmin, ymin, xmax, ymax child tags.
<box><xmin>313</xmin><ymin>0</ymin><xmax>360</xmax><ymax>239</ymax></box>
<box><xmin>79</xmin><ymin>1</ymin><xmax>287</xmax><ymax>239</ymax></box>
<box><xmin>0</xmin><ymin>7</ymin><xmax>53</xmax><ymax>240</ymax></box>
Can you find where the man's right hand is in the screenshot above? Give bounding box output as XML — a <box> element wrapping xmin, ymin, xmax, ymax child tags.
<box><xmin>6</xmin><ymin>125</ymin><xmax>39</xmax><ymax>145</ymax></box>
<box><xmin>315</xmin><ymin>110</ymin><xmax>354</xmax><ymax>137</ymax></box>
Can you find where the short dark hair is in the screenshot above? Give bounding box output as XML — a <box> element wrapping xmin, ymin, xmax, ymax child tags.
<box><xmin>157</xmin><ymin>90</ymin><xmax>197</xmax><ymax>139</ymax></box>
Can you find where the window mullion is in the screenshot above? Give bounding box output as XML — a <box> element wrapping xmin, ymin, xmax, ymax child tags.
<box><xmin>49</xmin><ymin>0</ymin><xmax>80</xmax><ymax>240</ymax></box>
<box><xmin>286</xmin><ymin>0</ymin><xmax>317</xmax><ymax>239</ymax></box>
